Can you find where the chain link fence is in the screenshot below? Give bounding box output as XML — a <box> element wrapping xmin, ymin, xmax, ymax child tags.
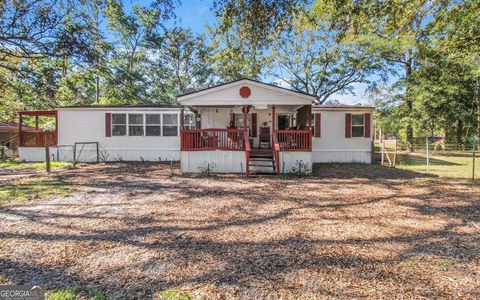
<box><xmin>375</xmin><ymin>139</ymin><xmax>479</xmax><ymax>179</ymax></box>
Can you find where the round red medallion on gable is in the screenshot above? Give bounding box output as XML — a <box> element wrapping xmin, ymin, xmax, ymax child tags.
<box><xmin>239</xmin><ymin>86</ymin><xmax>251</xmax><ymax>98</ymax></box>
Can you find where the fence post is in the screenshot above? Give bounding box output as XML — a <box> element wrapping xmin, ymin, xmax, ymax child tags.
<box><xmin>426</xmin><ymin>137</ymin><xmax>429</xmax><ymax>173</ymax></box>
<box><xmin>393</xmin><ymin>139</ymin><xmax>397</xmax><ymax>168</ymax></box>
<box><xmin>45</xmin><ymin>145</ymin><xmax>51</xmax><ymax>173</ymax></box>
<box><xmin>381</xmin><ymin>141</ymin><xmax>385</xmax><ymax>166</ymax></box>
<box><xmin>473</xmin><ymin>137</ymin><xmax>477</xmax><ymax>182</ymax></box>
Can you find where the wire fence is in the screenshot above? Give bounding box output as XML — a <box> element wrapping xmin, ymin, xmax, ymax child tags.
<box><xmin>375</xmin><ymin>140</ymin><xmax>479</xmax><ymax>180</ymax></box>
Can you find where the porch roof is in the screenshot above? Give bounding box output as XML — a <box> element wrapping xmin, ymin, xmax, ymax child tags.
<box><xmin>178</xmin><ymin>78</ymin><xmax>315</xmax><ymax>106</ymax></box>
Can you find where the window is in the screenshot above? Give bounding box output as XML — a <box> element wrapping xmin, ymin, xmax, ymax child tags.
<box><xmin>146</xmin><ymin>114</ymin><xmax>161</xmax><ymax>136</ymax></box>
<box><xmin>112</xmin><ymin>114</ymin><xmax>126</xmax><ymax>136</ymax></box>
<box><xmin>163</xmin><ymin>113</ymin><xmax>178</xmax><ymax>136</ymax></box>
<box><xmin>351</xmin><ymin>114</ymin><xmax>364</xmax><ymax>137</ymax></box>
<box><xmin>235</xmin><ymin>114</ymin><xmax>252</xmax><ymax>135</ymax></box>
<box><xmin>183</xmin><ymin>113</ymin><xmax>196</xmax><ymax>130</ymax></box>
<box><xmin>129</xmin><ymin>114</ymin><xmax>144</xmax><ymax>136</ymax></box>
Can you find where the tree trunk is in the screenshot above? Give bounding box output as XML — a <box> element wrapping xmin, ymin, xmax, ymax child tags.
<box><xmin>405</xmin><ymin>54</ymin><xmax>414</xmax><ymax>152</ymax></box>
<box><xmin>95</xmin><ymin>76</ymin><xmax>100</xmax><ymax>103</ymax></box>
<box><xmin>457</xmin><ymin>118</ymin><xmax>463</xmax><ymax>145</ymax></box>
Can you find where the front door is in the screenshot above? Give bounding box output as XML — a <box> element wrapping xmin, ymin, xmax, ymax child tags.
<box><xmin>277</xmin><ymin>115</ymin><xmax>290</xmax><ymax>130</ymax></box>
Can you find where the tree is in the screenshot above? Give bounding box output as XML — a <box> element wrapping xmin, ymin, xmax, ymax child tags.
<box><xmin>431</xmin><ymin>0</ymin><xmax>480</xmax><ymax>143</ymax></box>
<box><xmin>0</xmin><ymin>0</ymin><xmax>100</xmax><ymax>75</ymax></box>
<box><xmin>101</xmin><ymin>0</ymin><xmax>177</xmax><ymax>104</ymax></box>
<box><xmin>313</xmin><ymin>0</ymin><xmax>443</xmax><ymax>150</ymax></box>
<box><xmin>147</xmin><ymin>27</ymin><xmax>215</xmax><ymax>103</ymax></box>
<box><xmin>210</xmin><ymin>0</ymin><xmax>307</xmax><ymax>80</ymax></box>
<box><xmin>271</xmin><ymin>20</ymin><xmax>384</xmax><ymax>103</ymax></box>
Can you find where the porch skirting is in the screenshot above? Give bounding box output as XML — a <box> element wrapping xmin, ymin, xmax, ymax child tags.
<box><xmin>18</xmin><ymin>147</ymin><xmax>181</xmax><ymax>162</ymax></box>
<box><xmin>181</xmin><ymin>150</ymin><xmax>246</xmax><ymax>173</ymax></box>
<box><xmin>278</xmin><ymin>151</ymin><xmax>312</xmax><ymax>174</ymax></box>
<box><xmin>312</xmin><ymin>150</ymin><xmax>371</xmax><ymax>163</ymax></box>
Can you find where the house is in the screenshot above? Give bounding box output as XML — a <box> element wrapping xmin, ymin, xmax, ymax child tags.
<box><xmin>17</xmin><ymin>79</ymin><xmax>374</xmax><ymax>174</ymax></box>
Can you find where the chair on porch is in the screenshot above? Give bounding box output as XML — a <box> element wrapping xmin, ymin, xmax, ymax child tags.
<box><xmin>259</xmin><ymin>127</ymin><xmax>270</xmax><ymax>149</ymax></box>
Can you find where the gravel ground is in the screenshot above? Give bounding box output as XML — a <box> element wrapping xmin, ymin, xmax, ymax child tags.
<box><xmin>0</xmin><ymin>163</ymin><xmax>479</xmax><ymax>299</ymax></box>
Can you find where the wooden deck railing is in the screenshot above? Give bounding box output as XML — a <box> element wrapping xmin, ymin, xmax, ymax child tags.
<box><xmin>273</xmin><ymin>130</ymin><xmax>312</xmax><ymax>151</ymax></box>
<box><xmin>245</xmin><ymin>136</ymin><xmax>251</xmax><ymax>176</ymax></box>
<box><xmin>19</xmin><ymin>131</ymin><xmax>57</xmax><ymax>147</ymax></box>
<box><xmin>181</xmin><ymin>129</ymin><xmax>248</xmax><ymax>151</ymax></box>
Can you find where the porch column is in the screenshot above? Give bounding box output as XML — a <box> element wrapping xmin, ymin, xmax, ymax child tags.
<box><xmin>244</xmin><ymin>105</ymin><xmax>248</xmax><ymax>130</ymax></box>
<box><xmin>271</xmin><ymin>105</ymin><xmax>276</xmax><ymax>130</ymax></box>
<box><xmin>180</xmin><ymin>106</ymin><xmax>185</xmax><ymax>130</ymax></box>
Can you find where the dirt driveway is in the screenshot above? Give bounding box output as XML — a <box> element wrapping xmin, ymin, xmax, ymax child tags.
<box><xmin>0</xmin><ymin>163</ymin><xmax>479</xmax><ymax>299</ymax></box>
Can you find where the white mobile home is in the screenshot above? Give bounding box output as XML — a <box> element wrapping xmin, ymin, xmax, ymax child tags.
<box><xmin>17</xmin><ymin>79</ymin><xmax>374</xmax><ymax>174</ymax></box>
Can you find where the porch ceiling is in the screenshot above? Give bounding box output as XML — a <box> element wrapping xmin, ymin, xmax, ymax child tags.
<box><xmin>188</xmin><ymin>104</ymin><xmax>307</xmax><ymax>113</ymax></box>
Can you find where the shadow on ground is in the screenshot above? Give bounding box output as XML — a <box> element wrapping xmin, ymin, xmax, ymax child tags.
<box><xmin>0</xmin><ymin>163</ymin><xmax>478</xmax><ymax>299</ymax></box>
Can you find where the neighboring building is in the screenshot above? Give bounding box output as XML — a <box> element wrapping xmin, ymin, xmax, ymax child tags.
<box><xmin>1</xmin><ymin>122</ymin><xmax>36</xmax><ymax>150</ymax></box>
<box><xmin>17</xmin><ymin>79</ymin><xmax>374</xmax><ymax>174</ymax></box>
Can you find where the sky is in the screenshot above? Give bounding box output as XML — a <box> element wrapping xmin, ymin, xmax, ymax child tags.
<box><xmin>123</xmin><ymin>0</ymin><xmax>371</xmax><ymax>105</ymax></box>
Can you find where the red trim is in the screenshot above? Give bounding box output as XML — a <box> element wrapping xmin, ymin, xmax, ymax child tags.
<box><xmin>239</xmin><ymin>86</ymin><xmax>251</xmax><ymax>98</ymax></box>
<box><xmin>364</xmin><ymin>113</ymin><xmax>371</xmax><ymax>138</ymax></box>
<box><xmin>345</xmin><ymin>113</ymin><xmax>352</xmax><ymax>138</ymax></box>
<box><xmin>314</xmin><ymin>113</ymin><xmax>321</xmax><ymax>138</ymax></box>
<box><xmin>105</xmin><ymin>113</ymin><xmax>111</xmax><ymax>137</ymax></box>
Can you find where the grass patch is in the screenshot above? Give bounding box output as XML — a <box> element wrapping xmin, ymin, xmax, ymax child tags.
<box><xmin>46</xmin><ymin>287</ymin><xmax>107</xmax><ymax>300</ymax></box>
<box><xmin>395</xmin><ymin>152</ymin><xmax>480</xmax><ymax>178</ymax></box>
<box><xmin>0</xmin><ymin>177</ymin><xmax>74</xmax><ymax>206</ymax></box>
<box><xmin>0</xmin><ymin>161</ymin><xmax>72</xmax><ymax>170</ymax></box>
<box><xmin>47</xmin><ymin>287</ymin><xmax>80</xmax><ymax>300</ymax></box>
<box><xmin>158</xmin><ymin>289</ymin><xmax>192</xmax><ymax>300</ymax></box>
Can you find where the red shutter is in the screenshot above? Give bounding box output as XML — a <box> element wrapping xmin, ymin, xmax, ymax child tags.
<box><xmin>251</xmin><ymin>113</ymin><xmax>257</xmax><ymax>137</ymax></box>
<box><xmin>105</xmin><ymin>113</ymin><xmax>111</xmax><ymax>137</ymax></box>
<box><xmin>314</xmin><ymin>113</ymin><xmax>321</xmax><ymax>138</ymax></box>
<box><xmin>364</xmin><ymin>113</ymin><xmax>371</xmax><ymax>138</ymax></box>
<box><xmin>345</xmin><ymin>113</ymin><xmax>352</xmax><ymax>138</ymax></box>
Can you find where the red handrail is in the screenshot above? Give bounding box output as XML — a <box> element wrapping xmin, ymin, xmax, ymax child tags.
<box><xmin>272</xmin><ymin>134</ymin><xmax>280</xmax><ymax>175</ymax></box>
<box><xmin>272</xmin><ymin>130</ymin><xmax>312</xmax><ymax>151</ymax></box>
<box><xmin>245</xmin><ymin>135</ymin><xmax>250</xmax><ymax>176</ymax></box>
<box><xmin>181</xmin><ymin>129</ymin><xmax>247</xmax><ymax>151</ymax></box>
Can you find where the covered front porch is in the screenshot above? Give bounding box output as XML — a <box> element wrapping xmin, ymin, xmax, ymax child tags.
<box><xmin>18</xmin><ymin>110</ymin><xmax>58</xmax><ymax>147</ymax></box>
<box><xmin>177</xmin><ymin>79</ymin><xmax>315</xmax><ymax>175</ymax></box>
<box><xmin>180</xmin><ymin>104</ymin><xmax>312</xmax><ymax>151</ymax></box>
